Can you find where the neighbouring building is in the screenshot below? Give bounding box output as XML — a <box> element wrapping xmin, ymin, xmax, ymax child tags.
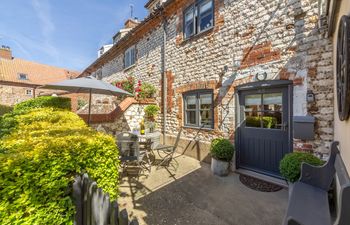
<box><xmin>98</xmin><ymin>44</ymin><xmax>113</xmax><ymax>58</ymax></box>
<box><xmin>0</xmin><ymin>46</ymin><xmax>80</xmax><ymax>107</ymax></box>
<box><xmin>80</xmin><ymin>0</ymin><xmax>336</xmax><ymax>179</ymax></box>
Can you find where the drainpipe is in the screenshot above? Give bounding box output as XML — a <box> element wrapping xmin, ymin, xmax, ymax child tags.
<box><xmin>160</xmin><ymin>8</ymin><xmax>167</xmax><ymax>144</ymax></box>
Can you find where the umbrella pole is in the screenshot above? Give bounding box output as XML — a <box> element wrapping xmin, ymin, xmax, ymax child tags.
<box><xmin>88</xmin><ymin>89</ymin><xmax>92</xmax><ymax>125</ymax></box>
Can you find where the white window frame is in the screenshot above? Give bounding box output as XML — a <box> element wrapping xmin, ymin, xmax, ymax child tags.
<box><xmin>25</xmin><ymin>89</ymin><xmax>33</xmax><ymax>96</ymax></box>
<box><xmin>124</xmin><ymin>45</ymin><xmax>136</xmax><ymax>69</ymax></box>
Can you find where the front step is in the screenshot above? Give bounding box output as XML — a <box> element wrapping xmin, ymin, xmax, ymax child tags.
<box><xmin>235</xmin><ymin>169</ymin><xmax>289</xmax><ymax>188</ymax></box>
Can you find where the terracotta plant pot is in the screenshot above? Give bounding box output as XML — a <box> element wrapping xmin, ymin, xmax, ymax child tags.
<box><xmin>211</xmin><ymin>157</ymin><xmax>230</xmax><ymax>176</ymax></box>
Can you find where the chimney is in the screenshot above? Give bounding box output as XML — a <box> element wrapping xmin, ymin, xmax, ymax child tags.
<box><xmin>0</xmin><ymin>45</ymin><xmax>12</xmax><ymax>60</ymax></box>
<box><xmin>124</xmin><ymin>18</ymin><xmax>140</xmax><ymax>29</ymax></box>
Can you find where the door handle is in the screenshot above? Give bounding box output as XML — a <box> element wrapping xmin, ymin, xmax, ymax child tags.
<box><xmin>282</xmin><ymin>122</ymin><xmax>288</xmax><ymax>131</ymax></box>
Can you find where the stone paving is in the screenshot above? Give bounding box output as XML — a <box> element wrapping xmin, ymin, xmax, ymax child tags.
<box><xmin>118</xmin><ymin>153</ymin><xmax>288</xmax><ymax>225</ymax></box>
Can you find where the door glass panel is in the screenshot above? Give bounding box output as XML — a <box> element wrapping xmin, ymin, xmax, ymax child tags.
<box><xmin>262</xmin><ymin>112</ymin><xmax>282</xmax><ymax>129</ymax></box>
<box><xmin>245</xmin><ymin>94</ymin><xmax>261</xmax><ymax>112</ymax></box>
<box><xmin>263</xmin><ymin>93</ymin><xmax>282</xmax><ymax>111</ymax></box>
<box><xmin>245</xmin><ymin>112</ymin><xmax>263</xmax><ymax>128</ymax></box>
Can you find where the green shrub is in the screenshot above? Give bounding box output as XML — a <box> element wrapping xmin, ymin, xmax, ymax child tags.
<box><xmin>14</xmin><ymin>96</ymin><xmax>71</xmax><ymax>112</ymax></box>
<box><xmin>279</xmin><ymin>152</ymin><xmax>324</xmax><ymax>183</ymax></box>
<box><xmin>139</xmin><ymin>82</ymin><xmax>157</xmax><ymax>99</ymax></box>
<box><xmin>144</xmin><ymin>105</ymin><xmax>160</xmax><ymax>118</ymax></box>
<box><xmin>0</xmin><ymin>108</ymin><xmax>120</xmax><ymax>225</ymax></box>
<box><xmin>0</xmin><ymin>105</ymin><xmax>13</xmax><ymax>116</ymax></box>
<box><xmin>210</xmin><ymin>138</ymin><xmax>234</xmax><ymax>161</ymax></box>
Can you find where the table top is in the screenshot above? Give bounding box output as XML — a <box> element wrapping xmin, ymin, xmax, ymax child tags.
<box><xmin>130</xmin><ymin>131</ymin><xmax>161</xmax><ymax>139</ymax></box>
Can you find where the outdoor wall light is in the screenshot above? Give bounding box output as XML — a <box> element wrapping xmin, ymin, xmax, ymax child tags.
<box><xmin>255</xmin><ymin>72</ymin><xmax>267</xmax><ymax>81</ymax></box>
<box><xmin>307</xmin><ymin>90</ymin><xmax>315</xmax><ymax>103</ymax></box>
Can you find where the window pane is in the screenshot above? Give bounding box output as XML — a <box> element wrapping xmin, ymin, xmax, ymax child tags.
<box><xmin>184</xmin><ymin>7</ymin><xmax>194</xmax><ymax>38</ymax></box>
<box><xmin>263</xmin><ymin>93</ymin><xmax>282</xmax><ymax>111</ymax></box>
<box><xmin>199</xmin><ymin>0</ymin><xmax>213</xmax><ymax>31</ymax></box>
<box><xmin>199</xmin><ymin>0</ymin><xmax>213</xmax><ymax>14</ymax></box>
<box><xmin>200</xmin><ymin>94</ymin><xmax>212</xmax><ymax>109</ymax></box>
<box><xmin>186</xmin><ymin>95</ymin><xmax>196</xmax><ymax>110</ymax></box>
<box><xmin>186</xmin><ymin>111</ymin><xmax>197</xmax><ymax>125</ymax></box>
<box><xmin>200</xmin><ymin>110</ymin><xmax>212</xmax><ymax>127</ymax></box>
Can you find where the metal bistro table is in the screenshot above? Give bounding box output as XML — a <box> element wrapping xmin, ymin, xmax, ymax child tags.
<box><xmin>131</xmin><ymin>131</ymin><xmax>161</xmax><ymax>169</ymax></box>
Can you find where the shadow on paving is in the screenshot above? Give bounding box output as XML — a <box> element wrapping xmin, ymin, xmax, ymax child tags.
<box><xmin>119</xmin><ymin>161</ymin><xmax>288</xmax><ymax>225</ymax></box>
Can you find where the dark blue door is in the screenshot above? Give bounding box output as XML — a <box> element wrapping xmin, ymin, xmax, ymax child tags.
<box><xmin>236</xmin><ymin>81</ymin><xmax>293</xmax><ymax>178</ymax></box>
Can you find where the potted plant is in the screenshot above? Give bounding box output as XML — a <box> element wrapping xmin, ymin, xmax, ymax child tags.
<box><xmin>279</xmin><ymin>152</ymin><xmax>324</xmax><ymax>195</ymax></box>
<box><xmin>144</xmin><ymin>105</ymin><xmax>160</xmax><ymax>132</ymax></box>
<box><xmin>210</xmin><ymin>138</ymin><xmax>234</xmax><ymax>176</ymax></box>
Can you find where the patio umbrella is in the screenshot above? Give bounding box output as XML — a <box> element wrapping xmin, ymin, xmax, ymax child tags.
<box><xmin>40</xmin><ymin>76</ymin><xmax>132</xmax><ymax>124</ymax></box>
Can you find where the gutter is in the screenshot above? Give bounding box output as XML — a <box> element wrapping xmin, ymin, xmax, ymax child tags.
<box><xmin>160</xmin><ymin>6</ymin><xmax>167</xmax><ymax>144</ymax></box>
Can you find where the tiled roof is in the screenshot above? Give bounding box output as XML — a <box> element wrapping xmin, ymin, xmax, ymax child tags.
<box><xmin>0</xmin><ymin>57</ymin><xmax>80</xmax><ymax>86</ymax></box>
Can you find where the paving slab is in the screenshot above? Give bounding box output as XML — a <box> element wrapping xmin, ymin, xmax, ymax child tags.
<box><xmin>118</xmin><ymin>154</ymin><xmax>288</xmax><ymax>225</ymax></box>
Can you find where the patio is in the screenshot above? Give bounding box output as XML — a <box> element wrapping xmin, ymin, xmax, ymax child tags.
<box><xmin>118</xmin><ymin>153</ymin><xmax>288</xmax><ymax>225</ymax></box>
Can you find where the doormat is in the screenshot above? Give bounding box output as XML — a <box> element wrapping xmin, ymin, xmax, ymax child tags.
<box><xmin>239</xmin><ymin>174</ymin><xmax>283</xmax><ymax>192</ymax></box>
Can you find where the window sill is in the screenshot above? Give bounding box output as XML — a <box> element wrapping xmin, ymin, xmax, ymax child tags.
<box><xmin>123</xmin><ymin>64</ymin><xmax>136</xmax><ymax>72</ymax></box>
<box><xmin>181</xmin><ymin>27</ymin><xmax>214</xmax><ymax>45</ymax></box>
<box><xmin>183</xmin><ymin>125</ymin><xmax>215</xmax><ymax>131</ymax></box>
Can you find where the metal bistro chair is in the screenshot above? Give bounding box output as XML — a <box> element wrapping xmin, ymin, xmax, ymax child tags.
<box><xmin>116</xmin><ymin>132</ymin><xmax>150</xmax><ymax>174</ymax></box>
<box><xmin>152</xmin><ymin>128</ymin><xmax>182</xmax><ymax>169</ymax></box>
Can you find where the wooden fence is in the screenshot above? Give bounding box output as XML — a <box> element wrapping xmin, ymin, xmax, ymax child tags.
<box><xmin>73</xmin><ymin>174</ymin><xmax>138</xmax><ymax>225</ymax></box>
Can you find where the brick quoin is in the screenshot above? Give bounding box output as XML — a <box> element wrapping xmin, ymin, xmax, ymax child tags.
<box><xmin>240</xmin><ymin>41</ymin><xmax>281</xmax><ymax>69</ymax></box>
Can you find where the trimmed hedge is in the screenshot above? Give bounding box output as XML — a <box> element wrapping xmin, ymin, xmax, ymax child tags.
<box><xmin>0</xmin><ymin>108</ymin><xmax>120</xmax><ymax>225</ymax></box>
<box><xmin>279</xmin><ymin>152</ymin><xmax>324</xmax><ymax>183</ymax></box>
<box><xmin>0</xmin><ymin>105</ymin><xmax>13</xmax><ymax>116</ymax></box>
<box><xmin>210</xmin><ymin>138</ymin><xmax>234</xmax><ymax>161</ymax></box>
<box><xmin>13</xmin><ymin>96</ymin><xmax>71</xmax><ymax>112</ymax></box>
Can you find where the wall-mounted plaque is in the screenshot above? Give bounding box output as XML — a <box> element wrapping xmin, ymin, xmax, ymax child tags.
<box><xmin>337</xmin><ymin>15</ymin><xmax>350</xmax><ymax>121</ymax></box>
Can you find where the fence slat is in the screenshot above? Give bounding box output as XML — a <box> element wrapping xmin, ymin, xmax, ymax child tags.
<box><xmin>89</xmin><ymin>182</ymin><xmax>98</xmax><ymax>225</ymax></box>
<box><xmin>73</xmin><ymin>174</ymin><xmax>137</xmax><ymax>225</ymax></box>
<box><xmin>119</xmin><ymin>209</ymin><xmax>129</xmax><ymax>225</ymax></box>
<box><xmin>110</xmin><ymin>201</ymin><xmax>119</xmax><ymax>225</ymax></box>
<box><xmin>73</xmin><ymin>176</ymin><xmax>83</xmax><ymax>225</ymax></box>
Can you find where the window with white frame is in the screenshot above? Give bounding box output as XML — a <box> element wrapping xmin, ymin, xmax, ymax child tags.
<box><xmin>184</xmin><ymin>0</ymin><xmax>214</xmax><ymax>39</ymax></box>
<box><xmin>124</xmin><ymin>46</ymin><xmax>136</xmax><ymax>69</ymax></box>
<box><xmin>183</xmin><ymin>90</ymin><xmax>214</xmax><ymax>128</ymax></box>
<box><xmin>25</xmin><ymin>89</ymin><xmax>33</xmax><ymax>96</ymax></box>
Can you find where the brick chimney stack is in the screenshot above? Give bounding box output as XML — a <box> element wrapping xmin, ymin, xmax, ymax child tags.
<box><xmin>0</xmin><ymin>45</ymin><xmax>12</xmax><ymax>60</ymax></box>
<box><xmin>124</xmin><ymin>18</ymin><xmax>140</xmax><ymax>29</ymax></box>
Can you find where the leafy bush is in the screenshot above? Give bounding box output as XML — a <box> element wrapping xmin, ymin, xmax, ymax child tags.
<box><xmin>144</xmin><ymin>105</ymin><xmax>160</xmax><ymax>118</ymax></box>
<box><xmin>14</xmin><ymin>96</ymin><xmax>71</xmax><ymax>112</ymax></box>
<box><xmin>0</xmin><ymin>105</ymin><xmax>13</xmax><ymax>116</ymax></box>
<box><xmin>0</xmin><ymin>108</ymin><xmax>120</xmax><ymax>225</ymax></box>
<box><xmin>279</xmin><ymin>152</ymin><xmax>324</xmax><ymax>183</ymax></box>
<box><xmin>138</xmin><ymin>82</ymin><xmax>157</xmax><ymax>99</ymax></box>
<box><xmin>210</xmin><ymin>138</ymin><xmax>234</xmax><ymax>161</ymax></box>
<box><xmin>246</xmin><ymin>116</ymin><xmax>277</xmax><ymax>128</ymax></box>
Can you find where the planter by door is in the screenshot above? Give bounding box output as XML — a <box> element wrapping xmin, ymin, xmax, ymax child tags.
<box><xmin>235</xmin><ymin>80</ymin><xmax>293</xmax><ymax>178</ymax></box>
<box><xmin>211</xmin><ymin>157</ymin><xmax>230</xmax><ymax>176</ymax></box>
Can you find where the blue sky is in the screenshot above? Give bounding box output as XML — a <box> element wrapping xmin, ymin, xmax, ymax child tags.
<box><xmin>0</xmin><ymin>0</ymin><xmax>148</xmax><ymax>71</ymax></box>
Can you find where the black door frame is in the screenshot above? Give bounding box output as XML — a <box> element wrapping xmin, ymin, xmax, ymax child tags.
<box><xmin>235</xmin><ymin>80</ymin><xmax>293</xmax><ymax>178</ymax></box>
